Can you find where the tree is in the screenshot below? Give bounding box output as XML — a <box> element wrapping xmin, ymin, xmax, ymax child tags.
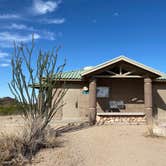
<box><xmin>8</xmin><ymin>37</ymin><xmax>67</xmax><ymax>158</ymax></box>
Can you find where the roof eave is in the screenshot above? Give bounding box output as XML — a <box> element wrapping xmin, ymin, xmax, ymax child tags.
<box><xmin>153</xmin><ymin>79</ymin><xmax>166</xmax><ymax>82</ymax></box>
<box><xmin>57</xmin><ymin>79</ymin><xmax>83</xmax><ymax>82</ymax></box>
<box><xmin>81</xmin><ymin>56</ymin><xmax>163</xmax><ymax>77</ymax></box>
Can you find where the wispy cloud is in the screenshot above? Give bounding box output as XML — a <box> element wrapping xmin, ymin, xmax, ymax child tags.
<box><xmin>11</xmin><ymin>24</ymin><xmax>34</xmax><ymax>31</ymax></box>
<box><xmin>0</xmin><ymin>51</ymin><xmax>10</xmax><ymax>67</ymax></box>
<box><xmin>42</xmin><ymin>18</ymin><xmax>65</xmax><ymax>24</ymax></box>
<box><xmin>41</xmin><ymin>31</ymin><xmax>56</xmax><ymax>40</ymax></box>
<box><xmin>0</xmin><ymin>51</ymin><xmax>9</xmax><ymax>58</ymax></box>
<box><xmin>0</xmin><ymin>31</ymin><xmax>57</xmax><ymax>48</ymax></box>
<box><xmin>32</xmin><ymin>0</ymin><xmax>61</xmax><ymax>15</ymax></box>
<box><xmin>0</xmin><ymin>32</ymin><xmax>40</xmax><ymax>48</ymax></box>
<box><xmin>0</xmin><ymin>32</ymin><xmax>40</xmax><ymax>42</ymax></box>
<box><xmin>113</xmin><ymin>12</ymin><xmax>120</xmax><ymax>16</ymax></box>
<box><xmin>0</xmin><ymin>63</ymin><xmax>10</xmax><ymax>67</ymax></box>
<box><xmin>0</xmin><ymin>14</ymin><xmax>21</xmax><ymax>19</ymax></box>
<box><xmin>0</xmin><ymin>42</ymin><xmax>12</xmax><ymax>48</ymax></box>
<box><xmin>92</xmin><ymin>19</ymin><xmax>97</xmax><ymax>23</ymax></box>
<box><xmin>2</xmin><ymin>59</ymin><xmax>11</xmax><ymax>63</ymax></box>
<box><xmin>5</xmin><ymin>23</ymin><xmax>35</xmax><ymax>31</ymax></box>
<box><xmin>4</xmin><ymin>23</ymin><xmax>58</xmax><ymax>38</ymax></box>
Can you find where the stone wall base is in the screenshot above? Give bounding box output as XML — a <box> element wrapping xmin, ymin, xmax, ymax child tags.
<box><xmin>96</xmin><ymin>115</ymin><xmax>146</xmax><ymax>125</ymax></box>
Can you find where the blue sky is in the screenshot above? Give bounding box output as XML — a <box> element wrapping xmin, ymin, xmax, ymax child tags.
<box><xmin>0</xmin><ymin>0</ymin><xmax>166</xmax><ymax>97</ymax></box>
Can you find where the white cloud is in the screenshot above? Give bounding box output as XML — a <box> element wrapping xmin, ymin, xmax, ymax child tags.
<box><xmin>3</xmin><ymin>59</ymin><xmax>11</xmax><ymax>63</ymax></box>
<box><xmin>113</xmin><ymin>12</ymin><xmax>119</xmax><ymax>16</ymax></box>
<box><xmin>0</xmin><ymin>32</ymin><xmax>40</xmax><ymax>43</ymax></box>
<box><xmin>41</xmin><ymin>31</ymin><xmax>56</xmax><ymax>40</ymax></box>
<box><xmin>0</xmin><ymin>63</ymin><xmax>10</xmax><ymax>67</ymax></box>
<box><xmin>0</xmin><ymin>42</ymin><xmax>12</xmax><ymax>48</ymax></box>
<box><xmin>11</xmin><ymin>23</ymin><xmax>27</xmax><ymax>30</ymax></box>
<box><xmin>5</xmin><ymin>23</ymin><xmax>35</xmax><ymax>31</ymax></box>
<box><xmin>92</xmin><ymin>19</ymin><xmax>97</xmax><ymax>23</ymax></box>
<box><xmin>42</xmin><ymin>18</ymin><xmax>65</xmax><ymax>24</ymax></box>
<box><xmin>32</xmin><ymin>0</ymin><xmax>61</xmax><ymax>15</ymax></box>
<box><xmin>0</xmin><ymin>51</ymin><xmax>9</xmax><ymax>58</ymax></box>
<box><xmin>0</xmin><ymin>31</ymin><xmax>57</xmax><ymax>48</ymax></box>
<box><xmin>11</xmin><ymin>24</ymin><xmax>34</xmax><ymax>31</ymax></box>
<box><xmin>0</xmin><ymin>51</ymin><xmax>10</xmax><ymax>65</ymax></box>
<box><xmin>0</xmin><ymin>14</ymin><xmax>21</xmax><ymax>19</ymax></box>
<box><xmin>0</xmin><ymin>32</ymin><xmax>40</xmax><ymax>48</ymax></box>
<box><xmin>4</xmin><ymin>24</ymin><xmax>57</xmax><ymax>39</ymax></box>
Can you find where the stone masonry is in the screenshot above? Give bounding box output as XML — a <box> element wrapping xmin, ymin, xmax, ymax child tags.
<box><xmin>96</xmin><ymin>115</ymin><xmax>146</xmax><ymax>125</ymax></box>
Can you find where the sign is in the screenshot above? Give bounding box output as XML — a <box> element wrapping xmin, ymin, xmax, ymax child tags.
<box><xmin>109</xmin><ymin>100</ymin><xmax>125</xmax><ymax>109</ymax></box>
<box><xmin>97</xmin><ymin>87</ymin><xmax>109</xmax><ymax>98</ymax></box>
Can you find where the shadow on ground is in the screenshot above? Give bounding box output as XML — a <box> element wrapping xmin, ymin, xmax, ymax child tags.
<box><xmin>55</xmin><ymin>121</ymin><xmax>91</xmax><ymax>136</ymax></box>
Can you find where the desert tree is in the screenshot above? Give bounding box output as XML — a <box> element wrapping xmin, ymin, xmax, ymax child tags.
<box><xmin>8</xmin><ymin>36</ymin><xmax>67</xmax><ymax>158</ymax></box>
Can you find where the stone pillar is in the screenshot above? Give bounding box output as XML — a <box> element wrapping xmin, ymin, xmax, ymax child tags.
<box><xmin>144</xmin><ymin>78</ymin><xmax>153</xmax><ymax>125</ymax></box>
<box><xmin>89</xmin><ymin>78</ymin><xmax>97</xmax><ymax>125</ymax></box>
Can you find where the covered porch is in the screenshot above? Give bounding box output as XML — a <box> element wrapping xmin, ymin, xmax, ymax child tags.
<box><xmin>89</xmin><ymin>77</ymin><xmax>152</xmax><ymax>125</ymax></box>
<box><xmin>82</xmin><ymin>56</ymin><xmax>162</xmax><ymax>125</ymax></box>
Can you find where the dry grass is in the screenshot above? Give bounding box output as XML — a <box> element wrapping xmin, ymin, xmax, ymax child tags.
<box><xmin>0</xmin><ymin>125</ymin><xmax>58</xmax><ymax>166</ymax></box>
<box><xmin>0</xmin><ymin>115</ymin><xmax>88</xmax><ymax>166</ymax></box>
<box><xmin>0</xmin><ymin>133</ymin><xmax>26</xmax><ymax>166</ymax></box>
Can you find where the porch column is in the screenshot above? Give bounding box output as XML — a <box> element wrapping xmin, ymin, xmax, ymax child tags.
<box><xmin>144</xmin><ymin>78</ymin><xmax>153</xmax><ymax>125</ymax></box>
<box><xmin>89</xmin><ymin>78</ymin><xmax>97</xmax><ymax>125</ymax></box>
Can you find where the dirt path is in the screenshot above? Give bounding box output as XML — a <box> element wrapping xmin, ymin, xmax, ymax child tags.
<box><xmin>32</xmin><ymin>125</ymin><xmax>166</xmax><ymax>166</ymax></box>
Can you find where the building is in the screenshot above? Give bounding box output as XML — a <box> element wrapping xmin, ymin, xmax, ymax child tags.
<box><xmin>55</xmin><ymin>56</ymin><xmax>166</xmax><ymax>125</ymax></box>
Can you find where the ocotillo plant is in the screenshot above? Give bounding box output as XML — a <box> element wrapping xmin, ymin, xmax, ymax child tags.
<box><xmin>8</xmin><ymin>36</ymin><xmax>67</xmax><ymax>158</ymax></box>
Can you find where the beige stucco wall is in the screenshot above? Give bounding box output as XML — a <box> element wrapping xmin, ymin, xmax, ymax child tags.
<box><xmin>153</xmin><ymin>82</ymin><xmax>166</xmax><ymax>122</ymax></box>
<box><xmin>52</xmin><ymin>88</ymin><xmax>63</xmax><ymax>120</ymax></box>
<box><xmin>53</xmin><ymin>79</ymin><xmax>166</xmax><ymax>122</ymax></box>
<box><xmin>56</xmin><ymin>79</ymin><xmax>145</xmax><ymax>120</ymax></box>
<box><xmin>61</xmin><ymin>83</ymin><xmax>89</xmax><ymax>121</ymax></box>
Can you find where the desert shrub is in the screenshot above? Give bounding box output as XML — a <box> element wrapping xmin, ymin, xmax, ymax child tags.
<box><xmin>0</xmin><ymin>127</ymin><xmax>58</xmax><ymax>166</ymax></box>
<box><xmin>0</xmin><ymin>97</ymin><xmax>22</xmax><ymax>115</ymax></box>
<box><xmin>0</xmin><ymin>134</ymin><xmax>25</xmax><ymax>166</ymax></box>
<box><xmin>3</xmin><ymin>36</ymin><xmax>67</xmax><ymax>164</ymax></box>
<box><xmin>0</xmin><ymin>105</ymin><xmax>22</xmax><ymax>115</ymax></box>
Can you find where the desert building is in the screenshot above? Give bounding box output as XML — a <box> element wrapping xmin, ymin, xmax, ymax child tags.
<box><xmin>55</xmin><ymin>56</ymin><xmax>166</xmax><ymax>125</ymax></box>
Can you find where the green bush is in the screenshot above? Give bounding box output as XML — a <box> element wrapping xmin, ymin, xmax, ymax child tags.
<box><xmin>0</xmin><ymin>105</ymin><xmax>22</xmax><ymax>115</ymax></box>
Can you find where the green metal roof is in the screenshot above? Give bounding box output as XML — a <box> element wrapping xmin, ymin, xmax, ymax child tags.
<box><xmin>59</xmin><ymin>70</ymin><xmax>166</xmax><ymax>81</ymax></box>
<box><xmin>59</xmin><ymin>70</ymin><xmax>84</xmax><ymax>80</ymax></box>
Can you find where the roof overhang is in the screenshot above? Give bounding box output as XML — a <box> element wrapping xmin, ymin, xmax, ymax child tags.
<box><xmin>81</xmin><ymin>56</ymin><xmax>163</xmax><ymax>78</ymax></box>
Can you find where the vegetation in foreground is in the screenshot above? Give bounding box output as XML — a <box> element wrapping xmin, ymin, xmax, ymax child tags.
<box><xmin>0</xmin><ymin>36</ymin><xmax>67</xmax><ymax>166</ymax></box>
<box><xmin>0</xmin><ymin>126</ymin><xmax>58</xmax><ymax>166</ymax></box>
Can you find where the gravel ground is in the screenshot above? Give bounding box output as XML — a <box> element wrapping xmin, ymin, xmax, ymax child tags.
<box><xmin>32</xmin><ymin>125</ymin><xmax>166</xmax><ymax>166</ymax></box>
<box><xmin>1</xmin><ymin>116</ymin><xmax>166</xmax><ymax>166</ymax></box>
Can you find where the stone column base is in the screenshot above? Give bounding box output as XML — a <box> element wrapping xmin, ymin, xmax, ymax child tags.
<box><xmin>96</xmin><ymin>115</ymin><xmax>146</xmax><ymax>125</ymax></box>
